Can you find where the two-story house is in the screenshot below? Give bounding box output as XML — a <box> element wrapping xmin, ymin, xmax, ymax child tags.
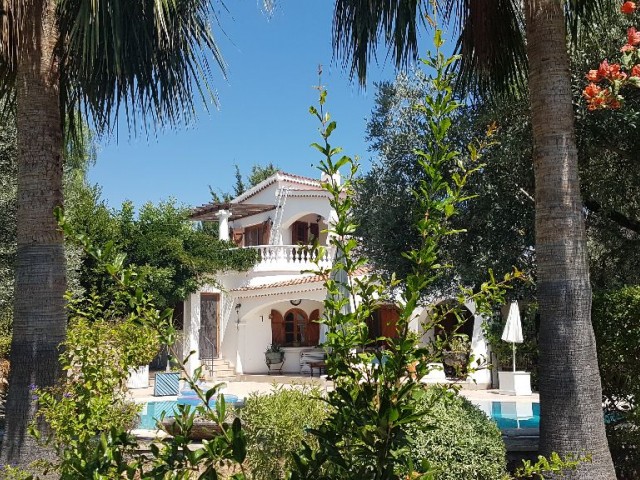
<box><xmin>182</xmin><ymin>170</ymin><xmax>492</xmax><ymax>388</ymax></box>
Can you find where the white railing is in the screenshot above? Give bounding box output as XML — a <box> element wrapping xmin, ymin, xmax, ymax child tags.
<box><xmin>247</xmin><ymin>245</ymin><xmax>334</xmax><ymax>270</ymax></box>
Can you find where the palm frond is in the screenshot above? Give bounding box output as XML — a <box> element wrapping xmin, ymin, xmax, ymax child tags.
<box><xmin>332</xmin><ymin>0</ymin><xmax>429</xmax><ymax>87</ymax></box>
<box><xmin>565</xmin><ymin>0</ymin><xmax>615</xmax><ymax>42</ymax></box>
<box><xmin>440</xmin><ymin>0</ymin><xmax>527</xmax><ymax>99</ymax></box>
<box><xmin>57</xmin><ymin>0</ymin><xmax>227</xmax><ymax>137</ymax></box>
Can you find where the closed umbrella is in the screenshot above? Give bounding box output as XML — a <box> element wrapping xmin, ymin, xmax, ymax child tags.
<box><xmin>501</xmin><ymin>301</ymin><xmax>523</xmax><ymax>373</ymax></box>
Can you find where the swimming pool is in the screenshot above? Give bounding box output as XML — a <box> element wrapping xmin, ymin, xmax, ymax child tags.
<box><xmin>474</xmin><ymin>401</ymin><xmax>540</xmax><ymax>429</ymax></box>
<box><xmin>137</xmin><ymin>396</ymin><xmax>539</xmax><ymax>431</ymax></box>
<box><xmin>136</xmin><ymin>394</ymin><xmax>243</xmax><ymax>430</ymax></box>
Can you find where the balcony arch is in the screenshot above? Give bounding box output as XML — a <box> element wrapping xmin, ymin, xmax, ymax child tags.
<box><xmin>281</xmin><ymin>212</ymin><xmax>328</xmax><ymax>246</ymax></box>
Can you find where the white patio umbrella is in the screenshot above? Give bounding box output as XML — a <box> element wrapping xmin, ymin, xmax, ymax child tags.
<box><xmin>501</xmin><ymin>301</ymin><xmax>523</xmax><ymax>373</ymax></box>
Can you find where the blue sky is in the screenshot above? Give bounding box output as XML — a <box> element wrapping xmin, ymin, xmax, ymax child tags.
<box><xmin>89</xmin><ymin>1</ymin><xmax>417</xmax><ymax>210</ymax></box>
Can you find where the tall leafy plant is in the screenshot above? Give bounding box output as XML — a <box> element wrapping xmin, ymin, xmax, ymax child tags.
<box><xmin>291</xmin><ymin>25</ymin><xmax>519</xmax><ymax>480</ymax></box>
<box><xmin>11</xmin><ymin>213</ymin><xmax>249</xmax><ymax>479</ymax></box>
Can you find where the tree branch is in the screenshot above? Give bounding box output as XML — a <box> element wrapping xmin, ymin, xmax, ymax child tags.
<box><xmin>585</xmin><ymin>198</ymin><xmax>640</xmax><ymax>235</ymax></box>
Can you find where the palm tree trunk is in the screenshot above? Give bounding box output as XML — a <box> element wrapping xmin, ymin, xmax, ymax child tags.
<box><xmin>525</xmin><ymin>1</ymin><xmax>615</xmax><ymax>477</ymax></box>
<box><xmin>0</xmin><ymin>0</ymin><xmax>66</xmax><ymax>467</ymax></box>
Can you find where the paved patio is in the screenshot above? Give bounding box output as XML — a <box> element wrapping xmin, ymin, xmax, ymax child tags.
<box><xmin>128</xmin><ymin>373</ymin><xmax>539</xmax><ymax>404</ymax></box>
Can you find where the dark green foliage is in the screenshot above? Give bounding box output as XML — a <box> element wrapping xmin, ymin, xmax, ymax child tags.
<box><xmin>354</xmin><ymin>76</ymin><xmax>535</xmax><ymax>292</ymax></box>
<box><xmin>356</xmin><ymin>2</ymin><xmax>640</xmax><ymax>294</ymax></box>
<box><xmin>0</xmin><ymin>108</ymin><xmax>16</xmax><ymax>323</ymax></box>
<box><xmin>572</xmin><ymin>4</ymin><xmax>640</xmax><ymax>289</ymax></box>
<box><xmin>241</xmin><ymin>386</ymin><xmax>329</xmax><ymax>479</ymax></box>
<box><xmin>68</xmin><ymin>198</ymin><xmax>257</xmax><ymax>311</ymax></box>
<box><xmin>0</xmin><ymin>335</ymin><xmax>10</xmax><ymax>360</ymax></box>
<box><xmin>592</xmin><ymin>287</ymin><xmax>640</xmax><ymax>413</ymax></box>
<box><xmin>592</xmin><ymin>287</ymin><xmax>640</xmax><ymax>479</ymax></box>
<box><xmin>408</xmin><ymin>388</ymin><xmax>507</xmax><ymax>480</ymax></box>
<box><xmin>247</xmin><ymin>162</ymin><xmax>278</xmax><ymax>189</ymax></box>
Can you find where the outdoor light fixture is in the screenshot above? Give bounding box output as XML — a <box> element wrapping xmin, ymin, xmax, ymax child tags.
<box><xmin>235</xmin><ymin>303</ymin><xmax>242</xmax><ymax>330</ymax></box>
<box><xmin>316</xmin><ymin>215</ymin><xmax>322</xmax><ymax>223</ymax></box>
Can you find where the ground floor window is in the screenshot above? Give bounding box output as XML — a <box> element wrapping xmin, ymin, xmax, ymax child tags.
<box><xmin>271</xmin><ymin>307</ymin><xmax>320</xmax><ymax>347</ymax></box>
<box><xmin>284</xmin><ymin>309</ymin><xmax>307</xmax><ymax>345</ymax></box>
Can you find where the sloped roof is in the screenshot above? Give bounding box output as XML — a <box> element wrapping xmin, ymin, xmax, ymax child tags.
<box><xmin>232</xmin><ymin>170</ymin><xmax>323</xmax><ymax>204</ymax></box>
<box><xmin>190</xmin><ymin>170</ymin><xmax>323</xmax><ymax>221</ymax></box>
<box><xmin>190</xmin><ymin>203</ymin><xmax>275</xmax><ymax>221</ymax></box>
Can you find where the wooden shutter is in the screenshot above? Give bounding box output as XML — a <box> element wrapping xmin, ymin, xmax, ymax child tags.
<box><xmin>292</xmin><ymin>221</ymin><xmax>308</xmax><ymax>244</ymax></box>
<box><xmin>309</xmin><ymin>223</ymin><xmax>319</xmax><ymax>242</ymax></box>
<box><xmin>380</xmin><ymin>306</ymin><xmax>399</xmax><ymax>339</ymax></box>
<box><xmin>263</xmin><ymin>220</ymin><xmax>271</xmax><ymax>245</ymax></box>
<box><xmin>270</xmin><ymin>309</ymin><xmax>285</xmax><ymax>345</ymax></box>
<box><xmin>232</xmin><ymin>228</ymin><xmax>244</xmax><ymax>247</ymax></box>
<box><xmin>307</xmin><ymin>309</ymin><xmax>320</xmax><ymax>346</ymax></box>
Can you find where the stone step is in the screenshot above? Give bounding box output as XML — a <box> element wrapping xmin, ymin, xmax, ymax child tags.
<box><xmin>202</xmin><ymin>359</ymin><xmax>236</xmax><ymax>380</ymax></box>
<box><xmin>209</xmin><ymin>358</ymin><xmax>231</xmax><ymax>367</ymax></box>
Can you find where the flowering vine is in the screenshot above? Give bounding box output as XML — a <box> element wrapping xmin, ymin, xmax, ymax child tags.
<box><xmin>583</xmin><ymin>2</ymin><xmax>640</xmax><ymax>110</ymax></box>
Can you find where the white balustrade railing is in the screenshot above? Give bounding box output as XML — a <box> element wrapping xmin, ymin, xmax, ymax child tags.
<box><xmin>247</xmin><ymin>245</ymin><xmax>334</xmax><ymax>270</ymax></box>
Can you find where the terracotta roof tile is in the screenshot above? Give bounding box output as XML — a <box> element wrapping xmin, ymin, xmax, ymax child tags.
<box><xmin>231</xmin><ymin>266</ymin><xmax>369</xmax><ymax>292</ymax></box>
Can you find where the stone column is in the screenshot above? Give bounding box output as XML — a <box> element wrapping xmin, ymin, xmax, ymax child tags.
<box><xmin>217</xmin><ymin>210</ymin><xmax>231</xmax><ymax>241</ymax></box>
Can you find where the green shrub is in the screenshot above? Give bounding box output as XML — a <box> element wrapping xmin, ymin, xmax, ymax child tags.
<box><xmin>409</xmin><ymin>388</ymin><xmax>507</xmax><ymax>480</ymax></box>
<box><xmin>241</xmin><ymin>385</ymin><xmax>329</xmax><ymax>480</ymax></box>
<box><xmin>592</xmin><ymin>286</ymin><xmax>640</xmax><ymax>479</ymax></box>
<box><xmin>0</xmin><ymin>307</ymin><xmax>11</xmax><ymax>359</ymax></box>
<box><xmin>0</xmin><ymin>334</ymin><xmax>10</xmax><ymax>359</ymax></box>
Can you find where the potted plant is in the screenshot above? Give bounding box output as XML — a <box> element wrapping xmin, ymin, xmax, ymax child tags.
<box><xmin>154</xmin><ymin>332</ymin><xmax>186</xmax><ymax>396</ymax></box>
<box><xmin>265</xmin><ymin>343</ymin><xmax>285</xmax><ymax>367</ymax></box>
<box><xmin>442</xmin><ymin>335</ymin><xmax>470</xmax><ymax>379</ymax></box>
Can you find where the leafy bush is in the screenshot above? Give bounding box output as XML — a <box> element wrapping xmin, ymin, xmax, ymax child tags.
<box><xmin>408</xmin><ymin>388</ymin><xmax>507</xmax><ymax>480</ymax></box>
<box><xmin>0</xmin><ymin>307</ymin><xmax>11</xmax><ymax>359</ymax></box>
<box><xmin>592</xmin><ymin>286</ymin><xmax>640</xmax><ymax>479</ymax></box>
<box><xmin>32</xmin><ymin>311</ymin><xmax>158</xmax><ymax>476</ymax></box>
<box><xmin>241</xmin><ymin>385</ymin><xmax>328</xmax><ymax>479</ymax></box>
<box><xmin>0</xmin><ymin>334</ymin><xmax>10</xmax><ymax>359</ymax></box>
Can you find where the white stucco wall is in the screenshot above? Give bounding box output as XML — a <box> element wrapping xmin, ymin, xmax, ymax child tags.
<box><xmin>233</xmin><ymin>297</ymin><xmax>325</xmax><ymax>374</ymax></box>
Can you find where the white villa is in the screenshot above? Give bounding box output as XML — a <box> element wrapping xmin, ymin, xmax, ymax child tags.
<box><xmin>182</xmin><ymin>170</ymin><xmax>492</xmax><ymax>388</ymax></box>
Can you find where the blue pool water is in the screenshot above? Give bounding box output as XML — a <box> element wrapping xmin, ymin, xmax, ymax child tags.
<box><xmin>136</xmin><ymin>393</ymin><xmax>241</xmax><ymax>429</ymax></box>
<box><xmin>138</xmin><ymin>396</ymin><xmax>539</xmax><ymax>431</ymax></box>
<box><xmin>486</xmin><ymin>401</ymin><xmax>540</xmax><ymax>429</ymax></box>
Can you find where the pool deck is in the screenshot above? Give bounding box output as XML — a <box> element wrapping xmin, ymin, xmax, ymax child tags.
<box><xmin>128</xmin><ymin>374</ymin><xmax>539</xmax><ymax>404</ymax></box>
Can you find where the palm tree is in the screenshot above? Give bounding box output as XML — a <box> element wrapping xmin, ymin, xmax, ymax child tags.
<box><xmin>0</xmin><ymin>0</ymin><xmax>225</xmax><ymax>465</ymax></box>
<box><xmin>331</xmin><ymin>0</ymin><xmax>616</xmax><ymax>477</ymax></box>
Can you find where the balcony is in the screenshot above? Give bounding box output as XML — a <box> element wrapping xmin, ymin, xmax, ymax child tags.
<box><xmin>247</xmin><ymin>245</ymin><xmax>334</xmax><ymax>271</ymax></box>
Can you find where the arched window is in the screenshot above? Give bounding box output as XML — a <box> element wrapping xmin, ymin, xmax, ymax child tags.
<box><xmin>271</xmin><ymin>308</ymin><xmax>321</xmax><ymax>347</ymax></box>
<box><xmin>284</xmin><ymin>309</ymin><xmax>308</xmax><ymax>346</ymax></box>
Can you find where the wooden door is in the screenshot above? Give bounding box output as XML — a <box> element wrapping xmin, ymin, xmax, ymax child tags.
<box><xmin>199</xmin><ymin>294</ymin><xmax>219</xmax><ymax>359</ymax></box>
